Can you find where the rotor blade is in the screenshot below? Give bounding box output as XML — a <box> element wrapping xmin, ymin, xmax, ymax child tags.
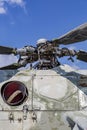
<box><xmin>0</xmin><ymin>63</ymin><xmax>23</xmax><ymax>70</ymax></box>
<box><xmin>76</xmin><ymin>50</ymin><xmax>87</xmax><ymax>62</ymax></box>
<box><xmin>52</xmin><ymin>23</ymin><xmax>87</xmax><ymax>45</ymax></box>
<box><xmin>0</xmin><ymin>46</ymin><xmax>16</xmax><ymax>55</ymax></box>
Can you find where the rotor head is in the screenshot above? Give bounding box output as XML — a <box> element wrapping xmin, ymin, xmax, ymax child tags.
<box><xmin>0</xmin><ymin>23</ymin><xmax>87</xmax><ymax>70</ymax></box>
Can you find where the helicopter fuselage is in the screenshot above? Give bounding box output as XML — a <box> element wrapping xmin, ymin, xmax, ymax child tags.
<box><xmin>0</xmin><ymin>65</ymin><xmax>87</xmax><ymax>130</ymax></box>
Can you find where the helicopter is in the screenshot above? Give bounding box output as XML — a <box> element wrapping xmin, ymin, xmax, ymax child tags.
<box><xmin>0</xmin><ymin>23</ymin><xmax>87</xmax><ymax>130</ymax></box>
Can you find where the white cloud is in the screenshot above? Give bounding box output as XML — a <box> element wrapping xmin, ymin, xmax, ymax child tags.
<box><xmin>0</xmin><ymin>54</ymin><xmax>18</xmax><ymax>67</ymax></box>
<box><xmin>6</xmin><ymin>0</ymin><xmax>25</xmax><ymax>7</ymax></box>
<box><xmin>68</xmin><ymin>46</ymin><xmax>76</xmax><ymax>50</ymax></box>
<box><xmin>0</xmin><ymin>1</ymin><xmax>6</xmax><ymax>14</ymax></box>
<box><xmin>0</xmin><ymin>6</ymin><xmax>6</xmax><ymax>14</ymax></box>
<box><xmin>0</xmin><ymin>0</ymin><xmax>25</xmax><ymax>14</ymax></box>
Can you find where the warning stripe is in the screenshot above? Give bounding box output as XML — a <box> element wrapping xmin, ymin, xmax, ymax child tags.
<box><xmin>7</xmin><ymin>90</ymin><xmax>22</xmax><ymax>104</ymax></box>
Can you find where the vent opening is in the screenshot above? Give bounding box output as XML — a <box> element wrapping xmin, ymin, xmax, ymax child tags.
<box><xmin>1</xmin><ymin>81</ymin><xmax>28</xmax><ymax>106</ymax></box>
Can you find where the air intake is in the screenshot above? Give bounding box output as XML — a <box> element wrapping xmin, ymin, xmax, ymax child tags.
<box><xmin>1</xmin><ymin>81</ymin><xmax>28</xmax><ymax>106</ymax></box>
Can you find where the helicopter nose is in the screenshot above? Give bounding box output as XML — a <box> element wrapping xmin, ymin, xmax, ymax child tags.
<box><xmin>1</xmin><ymin>81</ymin><xmax>28</xmax><ymax>106</ymax></box>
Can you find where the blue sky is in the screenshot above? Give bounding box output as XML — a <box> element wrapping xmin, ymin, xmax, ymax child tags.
<box><xmin>0</xmin><ymin>0</ymin><xmax>87</xmax><ymax>69</ymax></box>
